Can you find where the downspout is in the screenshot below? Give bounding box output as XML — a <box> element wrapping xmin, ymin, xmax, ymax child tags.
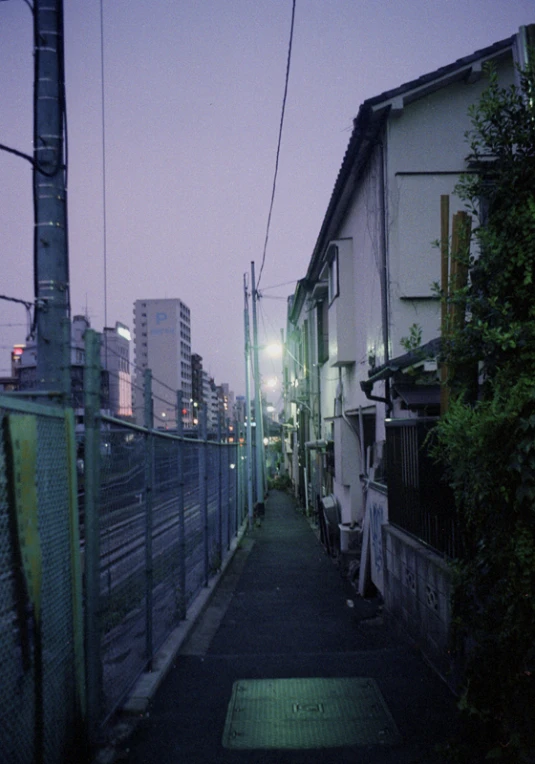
<box><xmin>337</xmin><ymin>371</ymin><xmax>367</xmax><ymax>525</ymax></box>
<box><xmin>374</xmin><ymin>133</ymin><xmax>392</xmax><ymax>415</ymax></box>
<box><xmin>360</xmin><ymin>379</ymin><xmax>390</xmax><ymax>408</ymax></box>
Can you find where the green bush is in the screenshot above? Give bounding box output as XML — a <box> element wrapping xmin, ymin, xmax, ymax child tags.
<box><xmin>433</xmin><ymin>61</ymin><xmax>535</xmax><ymax>762</ymax></box>
<box><xmin>268</xmin><ymin>473</ymin><xmax>292</xmax><ymax>491</ymax></box>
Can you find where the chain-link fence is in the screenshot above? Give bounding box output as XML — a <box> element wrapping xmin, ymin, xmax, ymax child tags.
<box><xmin>80</xmin><ymin>330</ymin><xmax>247</xmax><ymax>727</ymax></box>
<box><xmin>93</xmin><ymin>421</ymin><xmax>243</xmax><ymax>719</ymax></box>
<box><xmin>1</xmin><ymin>331</ymin><xmax>248</xmax><ymax>761</ymax></box>
<box><xmin>0</xmin><ymin>397</ymin><xmax>84</xmax><ymax>764</ymax></box>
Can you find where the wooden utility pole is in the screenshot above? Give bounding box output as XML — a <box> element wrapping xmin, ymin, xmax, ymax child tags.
<box><xmin>34</xmin><ymin>0</ymin><xmax>71</xmax><ymax>395</ymax></box>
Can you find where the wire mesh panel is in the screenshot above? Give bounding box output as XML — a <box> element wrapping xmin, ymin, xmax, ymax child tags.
<box><xmin>98</xmin><ymin>426</ymin><xmax>149</xmax><ymax>718</ymax></box>
<box><xmin>207</xmin><ymin>444</ymin><xmax>221</xmax><ymax>575</ymax></box>
<box><xmin>84</xmin><ymin>410</ymin><xmax>244</xmax><ymax>723</ymax></box>
<box><xmin>184</xmin><ymin>440</ymin><xmax>204</xmax><ymax>607</ymax></box>
<box><xmin>0</xmin><ymin>401</ymin><xmax>82</xmax><ymax>764</ymax></box>
<box><xmin>151</xmin><ymin>435</ymin><xmax>184</xmax><ymax>654</ymax></box>
<box><xmin>0</xmin><ymin>409</ymin><xmax>35</xmax><ymax>764</ymax></box>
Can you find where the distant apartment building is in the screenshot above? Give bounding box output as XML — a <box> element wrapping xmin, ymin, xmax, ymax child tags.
<box><xmin>102</xmin><ymin>322</ymin><xmax>132</xmax><ymax>419</ymax></box>
<box><xmin>219</xmin><ymin>382</ymin><xmax>234</xmax><ymax>430</ymax></box>
<box><xmin>191</xmin><ymin>352</ymin><xmax>203</xmax><ymax>425</ymax></box>
<box><xmin>202</xmin><ymin>369</ymin><xmax>211</xmax><ymax>412</ymax></box>
<box><xmin>234</xmin><ymin>395</ymin><xmax>246</xmax><ymax>430</ymax></box>
<box><xmin>133</xmin><ymin>298</ymin><xmax>192</xmax><ymax>428</ymax></box>
<box><xmin>16</xmin><ymin>314</ymin><xmax>118</xmax><ymax>432</ymax></box>
<box><xmin>207</xmin><ymin>377</ymin><xmax>219</xmax><ymax>432</ymax></box>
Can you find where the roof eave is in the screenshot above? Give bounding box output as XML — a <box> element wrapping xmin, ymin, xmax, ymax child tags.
<box><xmin>305</xmin><ymin>35</ymin><xmax>515</xmax><ymax>287</ymax></box>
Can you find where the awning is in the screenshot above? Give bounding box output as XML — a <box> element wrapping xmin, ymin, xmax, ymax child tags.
<box><xmin>393</xmin><ymin>383</ymin><xmax>440</xmax><ymax>408</ymax></box>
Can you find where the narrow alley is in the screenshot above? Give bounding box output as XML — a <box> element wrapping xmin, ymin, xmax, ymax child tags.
<box><xmin>106</xmin><ymin>490</ymin><xmax>458</xmax><ymax>764</ymax></box>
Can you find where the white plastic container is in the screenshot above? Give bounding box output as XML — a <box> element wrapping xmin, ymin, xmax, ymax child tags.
<box><xmin>339</xmin><ymin>524</ymin><xmax>362</xmax><ymax>553</ymax></box>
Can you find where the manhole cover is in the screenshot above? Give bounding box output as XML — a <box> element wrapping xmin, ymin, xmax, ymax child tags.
<box><xmin>222</xmin><ymin>677</ymin><xmax>401</xmax><ymax>750</ymax></box>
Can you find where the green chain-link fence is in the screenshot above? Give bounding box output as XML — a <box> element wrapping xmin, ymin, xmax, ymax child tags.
<box><xmin>0</xmin><ymin>397</ymin><xmax>84</xmax><ymax>764</ymax></box>
<box><xmin>1</xmin><ymin>329</ymin><xmax>248</xmax><ymax>761</ymax></box>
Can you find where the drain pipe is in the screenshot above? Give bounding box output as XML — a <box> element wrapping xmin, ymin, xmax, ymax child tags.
<box><xmin>358</xmin><ymin>136</ymin><xmax>393</xmax><ymax>415</ymax></box>
<box><xmin>360</xmin><ymin>378</ymin><xmax>391</xmax><ymax>413</ymax></box>
<box><xmin>378</xmin><ymin>135</ymin><xmax>392</xmax><ymax>416</ymax></box>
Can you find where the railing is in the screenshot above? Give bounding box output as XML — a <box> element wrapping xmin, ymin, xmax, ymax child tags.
<box><xmin>385</xmin><ymin>417</ymin><xmax>459</xmax><ymax>558</ymax></box>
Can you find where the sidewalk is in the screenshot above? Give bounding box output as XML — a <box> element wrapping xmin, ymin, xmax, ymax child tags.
<box><xmin>111</xmin><ymin>490</ymin><xmax>458</xmax><ymax>763</ymax></box>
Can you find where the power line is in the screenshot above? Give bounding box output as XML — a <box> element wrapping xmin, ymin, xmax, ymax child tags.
<box><xmin>99</xmin><ymin>0</ymin><xmax>109</xmax><ymax>334</ymax></box>
<box><xmin>259</xmin><ymin>279</ymin><xmax>298</xmax><ymax>291</ymax></box>
<box><xmin>0</xmin><ymin>294</ymin><xmax>33</xmax><ymax>309</ymax></box>
<box><xmin>256</xmin><ymin>0</ymin><xmax>296</xmax><ymax>289</ymax></box>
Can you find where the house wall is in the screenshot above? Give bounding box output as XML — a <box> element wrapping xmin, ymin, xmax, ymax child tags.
<box><xmin>382</xmin><ymin>523</ymin><xmax>455</xmax><ymax>686</ymax></box>
<box><xmin>326</xmin><ymin>148</ymin><xmax>387</xmax><ymax>524</ymax></box>
<box><xmin>386</xmin><ymin>58</ymin><xmax>516</xmax><ymax>357</ymax></box>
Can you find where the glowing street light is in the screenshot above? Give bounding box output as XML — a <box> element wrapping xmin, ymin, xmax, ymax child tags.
<box><xmin>265</xmin><ymin>342</ymin><xmax>283</xmax><ymax>358</ymax></box>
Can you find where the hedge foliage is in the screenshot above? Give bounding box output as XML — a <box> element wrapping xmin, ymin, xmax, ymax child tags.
<box><xmin>432</xmin><ymin>64</ymin><xmax>535</xmax><ymax>762</ymax></box>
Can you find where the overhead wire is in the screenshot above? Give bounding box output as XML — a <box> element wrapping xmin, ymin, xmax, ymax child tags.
<box><xmin>99</xmin><ymin>0</ymin><xmax>109</xmax><ymax>351</ymax></box>
<box><xmin>256</xmin><ymin>0</ymin><xmax>296</xmax><ymax>290</ymax></box>
<box><xmin>259</xmin><ymin>279</ymin><xmax>298</xmax><ymax>291</ymax></box>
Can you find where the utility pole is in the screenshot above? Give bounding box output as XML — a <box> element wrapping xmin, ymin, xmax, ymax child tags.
<box><xmin>243</xmin><ymin>274</ymin><xmax>254</xmax><ymax>528</ymax></box>
<box><xmin>34</xmin><ymin>0</ymin><xmax>71</xmax><ymax>396</ymax></box>
<box><xmin>251</xmin><ymin>261</ymin><xmax>265</xmax><ymax>515</ymax></box>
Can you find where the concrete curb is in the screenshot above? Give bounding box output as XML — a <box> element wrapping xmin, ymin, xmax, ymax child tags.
<box><xmin>92</xmin><ymin>523</ymin><xmax>249</xmax><ymax>763</ymax></box>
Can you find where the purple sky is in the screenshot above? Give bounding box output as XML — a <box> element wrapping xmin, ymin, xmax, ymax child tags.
<box><xmin>1</xmin><ymin>0</ymin><xmax>532</xmax><ymax>399</ymax></box>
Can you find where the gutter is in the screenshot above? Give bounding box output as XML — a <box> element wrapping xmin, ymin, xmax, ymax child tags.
<box><xmin>360</xmin><ymin>336</ymin><xmax>442</xmax><ymax>406</ymax></box>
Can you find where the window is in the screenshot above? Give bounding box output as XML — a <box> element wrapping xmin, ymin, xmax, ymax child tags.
<box><xmin>302</xmin><ymin>319</ymin><xmax>309</xmax><ymax>376</ymax></box>
<box><xmin>328</xmin><ymin>245</ymin><xmax>339</xmax><ymax>304</ymax></box>
<box><xmin>317</xmin><ymin>300</ymin><xmax>329</xmax><ymax>364</ymax></box>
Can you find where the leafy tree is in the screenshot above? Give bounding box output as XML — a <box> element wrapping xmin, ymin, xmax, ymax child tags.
<box><xmin>432</xmin><ymin>62</ymin><xmax>535</xmax><ymax>762</ymax></box>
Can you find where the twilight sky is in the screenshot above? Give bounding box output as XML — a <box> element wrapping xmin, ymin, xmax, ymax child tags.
<box><xmin>0</xmin><ymin>0</ymin><xmax>532</xmax><ymax>398</ymax></box>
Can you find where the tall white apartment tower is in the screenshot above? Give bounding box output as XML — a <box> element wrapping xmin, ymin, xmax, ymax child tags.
<box><xmin>133</xmin><ymin>298</ymin><xmax>192</xmax><ymax>428</ymax></box>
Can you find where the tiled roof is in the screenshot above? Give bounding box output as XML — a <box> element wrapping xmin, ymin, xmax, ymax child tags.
<box><xmin>364</xmin><ymin>35</ymin><xmax>514</xmax><ymax>108</ymax></box>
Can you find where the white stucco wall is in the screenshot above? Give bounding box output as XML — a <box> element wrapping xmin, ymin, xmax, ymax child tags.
<box><xmin>386</xmin><ymin>58</ymin><xmax>516</xmax><ymax>356</ymax></box>
<box><xmin>336</xmin><ymin>147</ymin><xmax>386</xmax><ymax>411</ymax></box>
<box><xmin>324</xmin><ymin>149</ymin><xmax>387</xmax><ymax>523</ymax></box>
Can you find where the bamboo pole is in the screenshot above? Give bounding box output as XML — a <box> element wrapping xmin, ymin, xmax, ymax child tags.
<box><xmin>442</xmin><ymin>210</ymin><xmax>472</xmax><ymax>415</ymax></box>
<box><xmin>452</xmin><ymin>211</ymin><xmax>471</xmax><ymax>332</ymax></box>
<box><xmin>440</xmin><ymin>196</ymin><xmax>450</xmax><ymax>415</ymax></box>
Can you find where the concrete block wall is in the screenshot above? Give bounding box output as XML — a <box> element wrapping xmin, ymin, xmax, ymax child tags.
<box><xmin>382</xmin><ymin>523</ymin><xmax>455</xmax><ymax>687</ymax></box>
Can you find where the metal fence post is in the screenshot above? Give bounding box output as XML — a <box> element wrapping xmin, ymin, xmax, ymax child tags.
<box><xmin>199</xmin><ymin>404</ymin><xmax>208</xmax><ymax>586</ymax></box>
<box><xmin>143</xmin><ymin>370</ymin><xmax>154</xmax><ymax>667</ymax></box>
<box><xmin>235</xmin><ymin>419</ymin><xmax>242</xmax><ymax>533</ymax></box>
<box><xmin>84</xmin><ymin>329</ymin><xmax>102</xmax><ymax>743</ymax></box>
<box><xmin>226</xmin><ymin>436</ymin><xmax>231</xmax><ymax>551</ymax></box>
<box><xmin>217</xmin><ymin>418</ymin><xmax>223</xmax><ymax>566</ymax></box>
<box><xmin>64</xmin><ymin>407</ymin><xmax>86</xmax><ymax>727</ymax></box>
<box><xmin>176</xmin><ymin>390</ymin><xmax>186</xmax><ymax>619</ymax></box>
